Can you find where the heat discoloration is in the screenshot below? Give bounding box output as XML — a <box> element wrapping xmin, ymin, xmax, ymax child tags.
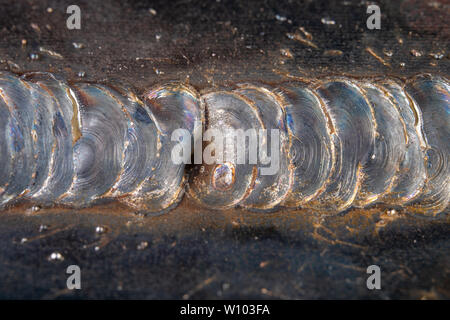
<box><xmin>0</xmin><ymin>72</ymin><xmax>448</xmax><ymax>216</ymax></box>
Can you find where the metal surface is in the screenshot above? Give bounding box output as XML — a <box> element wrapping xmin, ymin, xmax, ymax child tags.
<box><xmin>0</xmin><ymin>0</ymin><xmax>448</xmax><ymax>299</ymax></box>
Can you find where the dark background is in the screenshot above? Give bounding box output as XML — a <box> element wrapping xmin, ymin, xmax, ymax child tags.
<box><xmin>0</xmin><ymin>0</ymin><xmax>448</xmax><ymax>299</ymax></box>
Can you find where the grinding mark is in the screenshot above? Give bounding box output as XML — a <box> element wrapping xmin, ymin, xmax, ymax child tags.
<box><xmin>31</xmin><ymin>82</ymin><xmax>60</xmax><ymax>197</ymax></box>
<box><xmin>320</xmin><ymin>248</ymin><xmax>328</xmax><ymax>257</ymax></box>
<box><xmin>297</xmin><ymin>260</ymin><xmax>310</xmax><ymax>274</ymax></box>
<box><xmin>323</xmin><ymin>50</ymin><xmax>343</xmax><ymax>57</ymax></box>
<box><xmin>312</xmin><ymin>224</ymin><xmax>367</xmax><ymax>249</ymax></box>
<box><xmin>388</xmin><ymin>268</ymin><xmax>412</xmax><ymax>280</ymax></box>
<box><xmin>135</xmin><ymin>57</ymin><xmax>173</xmax><ymax>63</ymax></box>
<box><xmin>271</xmin><ymin>69</ymin><xmax>315</xmax><ymax>83</ymax></box>
<box><xmin>182</xmin><ymin>276</ymin><xmax>217</xmax><ymax>300</ymax></box>
<box><xmin>39</xmin><ymin>47</ymin><xmax>64</xmax><ymax>60</ymax></box>
<box><xmin>17</xmin><ymin>224</ymin><xmax>75</xmax><ymax>244</ymax></box>
<box><xmin>331</xmin><ymin>261</ymin><xmax>366</xmax><ymax>272</ymax></box>
<box><xmin>366</xmin><ymin>47</ymin><xmax>391</xmax><ymax>67</ymax></box>
<box><xmin>286</xmin><ymin>32</ymin><xmax>318</xmax><ymax>49</ymax></box>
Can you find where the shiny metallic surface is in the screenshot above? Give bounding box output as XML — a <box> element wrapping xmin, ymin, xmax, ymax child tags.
<box><xmin>0</xmin><ymin>73</ymin><xmax>447</xmax><ymax>216</ymax></box>
<box><xmin>280</xmin><ymin>84</ymin><xmax>335</xmax><ymax>208</ymax></box>
<box><xmin>0</xmin><ymin>0</ymin><xmax>448</xmax><ymax>299</ymax></box>
<box><xmin>0</xmin><ymin>74</ymin><xmax>204</xmax><ymax>214</ymax></box>
<box><xmin>353</xmin><ymin>82</ymin><xmax>406</xmax><ymax>207</ymax></box>
<box><xmin>308</xmin><ymin>80</ymin><xmax>376</xmax><ymax>212</ymax></box>
<box><xmin>407</xmin><ymin>75</ymin><xmax>450</xmax><ymax>214</ymax></box>
<box><xmin>188</xmin><ymin>90</ymin><xmax>261</xmax><ymax>209</ymax></box>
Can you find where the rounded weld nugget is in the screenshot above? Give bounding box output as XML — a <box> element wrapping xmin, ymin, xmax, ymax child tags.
<box><xmin>277</xmin><ymin>83</ymin><xmax>335</xmax><ymax>208</ymax></box>
<box><xmin>98</xmin><ymin>85</ymin><xmax>159</xmax><ymax>198</ymax></box>
<box><xmin>125</xmin><ymin>83</ymin><xmax>204</xmax><ymax>213</ymax></box>
<box><xmin>23</xmin><ymin>76</ymin><xmax>57</xmax><ymax>199</ymax></box>
<box><xmin>352</xmin><ymin>82</ymin><xmax>407</xmax><ymax>207</ymax></box>
<box><xmin>406</xmin><ymin>75</ymin><xmax>450</xmax><ymax>214</ymax></box>
<box><xmin>59</xmin><ymin>83</ymin><xmax>129</xmax><ymax>207</ymax></box>
<box><xmin>305</xmin><ymin>79</ymin><xmax>376</xmax><ymax>212</ymax></box>
<box><xmin>22</xmin><ymin>73</ymin><xmax>76</xmax><ymax>203</ymax></box>
<box><xmin>376</xmin><ymin>79</ymin><xmax>427</xmax><ymax>205</ymax></box>
<box><xmin>0</xmin><ymin>73</ymin><xmax>35</xmax><ymax>205</ymax></box>
<box><xmin>187</xmin><ymin>90</ymin><xmax>262</xmax><ymax>209</ymax></box>
<box><xmin>234</xmin><ymin>84</ymin><xmax>293</xmax><ymax>211</ymax></box>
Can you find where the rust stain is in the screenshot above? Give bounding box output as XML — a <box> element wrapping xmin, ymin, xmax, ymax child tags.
<box><xmin>286</xmin><ymin>32</ymin><xmax>318</xmax><ymax>49</ymax></box>
<box><xmin>366</xmin><ymin>47</ymin><xmax>391</xmax><ymax>68</ymax></box>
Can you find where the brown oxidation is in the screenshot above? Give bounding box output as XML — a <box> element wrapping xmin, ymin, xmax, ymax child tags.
<box><xmin>0</xmin><ymin>72</ymin><xmax>448</xmax><ymax>217</ymax></box>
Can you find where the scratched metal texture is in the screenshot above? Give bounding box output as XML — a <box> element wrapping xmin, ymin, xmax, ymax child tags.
<box><xmin>0</xmin><ymin>0</ymin><xmax>449</xmax><ymax>299</ymax></box>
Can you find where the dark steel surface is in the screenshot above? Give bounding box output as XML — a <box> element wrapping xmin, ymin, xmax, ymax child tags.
<box><xmin>0</xmin><ymin>0</ymin><xmax>449</xmax><ymax>299</ymax></box>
